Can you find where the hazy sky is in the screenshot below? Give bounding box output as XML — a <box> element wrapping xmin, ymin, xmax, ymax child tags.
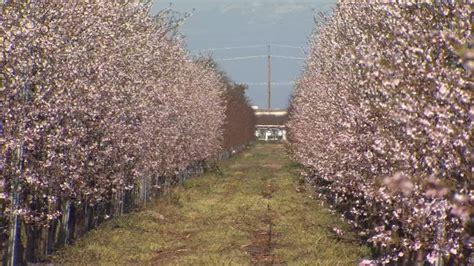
<box><xmin>152</xmin><ymin>0</ymin><xmax>336</xmax><ymax>109</ymax></box>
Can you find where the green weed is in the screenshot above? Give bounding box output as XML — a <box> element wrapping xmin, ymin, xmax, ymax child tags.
<box><xmin>52</xmin><ymin>144</ymin><xmax>370</xmax><ymax>265</ymax></box>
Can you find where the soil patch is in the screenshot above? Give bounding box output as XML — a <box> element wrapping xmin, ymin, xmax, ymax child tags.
<box><xmin>244</xmin><ymin>230</ymin><xmax>284</xmax><ymax>265</ymax></box>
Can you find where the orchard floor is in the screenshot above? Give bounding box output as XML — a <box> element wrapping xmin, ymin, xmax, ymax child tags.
<box><xmin>52</xmin><ymin>144</ymin><xmax>370</xmax><ymax>265</ymax></box>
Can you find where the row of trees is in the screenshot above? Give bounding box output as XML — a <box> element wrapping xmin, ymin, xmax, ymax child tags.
<box><xmin>222</xmin><ymin>81</ymin><xmax>256</xmax><ymax>150</ymax></box>
<box><xmin>1</xmin><ymin>0</ymin><xmax>254</xmax><ymax>234</ymax></box>
<box><xmin>288</xmin><ymin>2</ymin><xmax>472</xmax><ymax>264</ymax></box>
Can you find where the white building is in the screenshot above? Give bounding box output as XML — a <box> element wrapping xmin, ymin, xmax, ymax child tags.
<box><xmin>254</xmin><ymin>108</ymin><xmax>288</xmax><ymax>141</ymax></box>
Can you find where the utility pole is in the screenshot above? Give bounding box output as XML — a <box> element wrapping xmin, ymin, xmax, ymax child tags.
<box><xmin>267</xmin><ymin>45</ymin><xmax>272</xmax><ymax>110</ymax></box>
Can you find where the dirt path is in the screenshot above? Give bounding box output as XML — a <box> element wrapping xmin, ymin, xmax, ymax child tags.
<box><xmin>52</xmin><ymin>144</ymin><xmax>370</xmax><ymax>265</ymax></box>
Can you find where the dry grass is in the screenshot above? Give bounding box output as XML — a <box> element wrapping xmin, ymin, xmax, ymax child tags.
<box><xmin>51</xmin><ymin>143</ymin><xmax>371</xmax><ymax>265</ymax></box>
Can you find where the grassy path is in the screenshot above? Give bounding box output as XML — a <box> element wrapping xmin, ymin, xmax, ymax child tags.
<box><xmin>53</xmin><ymin>144</ymin><xmax>370</xmax><ymax>265</ymax></box>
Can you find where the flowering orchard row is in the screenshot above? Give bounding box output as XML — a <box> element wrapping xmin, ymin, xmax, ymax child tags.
<box><xmin>288</xmin><ymin>2</ymin><xmax>472</xmax><ymax>264</ymax></box>
<box><xmin>222</xmin><ymin>82</ymin><xmax>256</xmax><ymax>150</ymax></box>
<box><xmin>0</xmin><ymin>1</ymin><xmax>254</xmax><ymax>227</ymax></box>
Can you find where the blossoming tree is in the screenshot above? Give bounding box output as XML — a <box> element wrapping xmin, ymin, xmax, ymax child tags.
<box><xmin>288</xmin><ymin>2</ymin><xmax>472</xmax><ymax>264</ymax></box>
<box><xmin>1</xmin><ymin>1</ymin><xmax>255</xmax><ymax>263</ymax></box>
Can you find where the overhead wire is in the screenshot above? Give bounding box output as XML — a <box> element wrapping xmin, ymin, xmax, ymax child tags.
<box><xmin>193</xmin><ymin>45</ymin><xmax>266</xmax><ymax>53</ymax></box>
<box><xmin>214</xmin><ymin>55</ymin><xmax>267</xmax><ymax>61</ymax></box>
<box><xmin>272</xmin><ymin>55</ymin><xmax>305</xmax><ymax>60</ymax></box>
<box><xmin>196</xmin><ymin>45</ymin><xmax>304</xmax><ymax>91</ymax></box>
<box><xmin>269</xmin><ymin>44</ymin><xmax>306</xmax><ymax>52</ymax></box>
<box><xmin>193</xmin><ymin>43</ymin><xmax>306</xmax><ymax>53</ymax></box>
<box><xmin>214</xmin><ymin>55</ymin><xmax>304</xmax><ymax>61</ymax></box>
<box><xmin>243</xmin><ymin>81</ymin><xmax>296</xmax><ymax>86</ymax></box>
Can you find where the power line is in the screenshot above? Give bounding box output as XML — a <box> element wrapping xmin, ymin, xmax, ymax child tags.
<box><xmin>214</xmin><ymin>55</ymin><xmax>266</xmax><ymax>61</ymax></box>
<box><xmin>270</xmin><ymin>44</ymin><xmax>306</xmax><ymax>52</ymax></box>
<box><xmin>193</xmin><ymin>43</ymin><xmax>307</xmax><ymax>53</ymax></box>
<box><xmin>272</xmin><ymin>55</ymin><xmax>305</xmax><ymax>60</ymax></box>
<box><xmin>194</xmin><ymin>45</ymin><xmax>266</xmax><ymax>52</ymax></box>
<box><xmin>214</xmin><ymin>55</ymin><xmax>305</xmax><ymax>61</ymax></box>
<box><xmin>271</xmin><ymin>44</ymin><xmax>302</xmax><ymax>49</ymax></box>
<box><xmin>205</xmin><ymin>44</ymin><xmax>305</xmax><ymax>111</ymax></box>
<box><xmin>243</xmin><ymin>81</ymin><xmax>296</xmax><ymax>86</ymax></box>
